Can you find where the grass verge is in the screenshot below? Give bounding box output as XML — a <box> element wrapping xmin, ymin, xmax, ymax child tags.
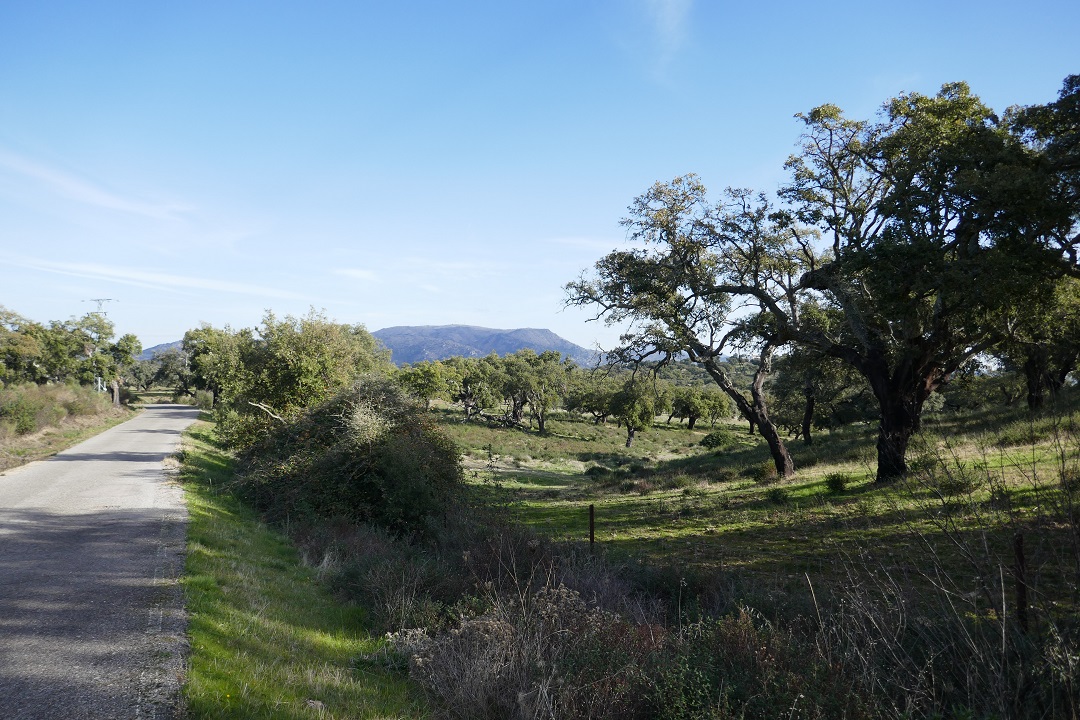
<box><xmin>0</xmin><ymin>407</ymin><xmax>134</xmax><ymax>472</ymax></box>
<box><xmin>179</xmin><ymin>421</ymin><xmax>428</xmax><ymax>719</ymax></box>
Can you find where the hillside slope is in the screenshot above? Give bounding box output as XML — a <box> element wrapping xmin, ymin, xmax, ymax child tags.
<box><xmin>372</xmin><ymin>325</ymin><xmax>596</xmax><ymax>365</ymax></box>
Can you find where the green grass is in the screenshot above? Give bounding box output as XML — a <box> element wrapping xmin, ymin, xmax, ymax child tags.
<box><xmin>435</xmin><ymin>403</ymin><xmax>1080</xmax><ymax>606</ymax></box>
<box><xmin>179</xmin><ymin>422</ymin><xmax>428</xmax><ymax>719</ymax></box>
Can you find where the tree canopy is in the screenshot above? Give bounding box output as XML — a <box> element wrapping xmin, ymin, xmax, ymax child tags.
<box><xmin>0</xmin><ymin>306</ymin><xmax>140</xmax><ymax>390</ymax></box>
<box><xmin>569</xmin><ymin>78</ymin><xmax>1080</xmax><ymax>482</ymax></box>
<box><xmin>184</xmin><ymin>309</ymin><xmax>392</xmax><ymax>448</ymax></box>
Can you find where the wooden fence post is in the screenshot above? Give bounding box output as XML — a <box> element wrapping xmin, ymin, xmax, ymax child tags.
<box><xmin>1014</xmin><ymin>531</ymin><xmax>1029</xmax><ymax>633</ymax></box>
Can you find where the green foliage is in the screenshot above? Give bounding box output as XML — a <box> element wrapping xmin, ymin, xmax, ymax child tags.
<box><xmin>186</xmin><ymin>310</ymin><xmax>393</xmax><ymax>449</ymax></box>
<box><xmin>611</xmin><ymin>377</ymin><xmax>661</xmax><ymax>447</ymax></box>
<box><xmin>700</xmin><ymin>428</ymin><xmax>736</xmax><ymax>450</ymax></box>
<box><xmin>179</xmin><ymin>424</ymin><xmax>426</xmax><ymax>718</ymax></box>
<box><xmin>747</xmin><ymin>460</ymin><xmax>778</xmax><ymax>485</ymax></box>
<box><xmin>234</xmin><ymin>376</ymin><xmax>463</xmax><ymax>536</ymax></box>
<box><xmin>0</xmin><ymin>383</ymin><xmax>112</xmax><ymax>436</ymax></box>
<box><xmin>571</xmin><ymin>77</ymin><xmax>1080</xmax><ymax>482</ymax></box>
<box><xmin>670</xmin><ymin>385</ymin><xmax>731</xmax><ymax>429</ymax></box>
<box><xmin>565</xmin><ymin>367</ymin><xmax>623</xmax><ymax>424</ymax></box>
<box><xmin>395</xmin><ymin>360</ymin><xmax>447</xmax><ymax>407</ymax></box>
<box><xmin>1</xmin><ymin>305</ymin><xmax>141</xmax><ymax>388</ymax></box>
<box><xmin>823</xmin><ymin>471</ymin><xmax>849</xmax><ymax>494</ymax></box>
<box><xmin>765</xmin><ymin>486</ymin><xmax>789</xmax><ymax>504</ymax></box>
<box><xmin>194</xmin><ymin>390</ymin><xmax>214</xmax><ymax>410</ymax></box>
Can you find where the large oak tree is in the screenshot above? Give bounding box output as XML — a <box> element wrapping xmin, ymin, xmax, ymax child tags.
<box><xmin>570</xmin><ymin>79</ymin><xmax>1079</xmax><ymax>482</ymax></box>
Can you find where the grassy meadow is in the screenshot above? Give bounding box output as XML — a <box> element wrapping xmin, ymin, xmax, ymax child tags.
<box><xmin>175</xmin><ymin>392</ymin><xmax>1080</xmax><ymax>718</ymax></box>
<box><xmin>437</xmin><ymin>401</ymin><xmax>1080</xmax><ymax>585</ymax></box>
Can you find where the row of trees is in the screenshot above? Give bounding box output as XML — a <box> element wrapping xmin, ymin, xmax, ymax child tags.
<box><xmin>160</xmin><ymin>309</ymin><xmax>1044</xmax><ymax>454</ymax></box>
<box><xmin>161</xmin><ymin>312</ymin><xmax>738</xmax><ymax>450</ymax></box>
<box><xmin>568</xmin><ymin>76</ymin><xmax>1080</xmax><ymax>482</ymax></box>
<box><xmin>396</xmin><ymin>351</ymin><xmax>733</xmax><ymax>445</ymax></box>
<box><xmin>0</xmin><ymin>305</ymin><xmax>141</xmax><ymax>400</ymax></box>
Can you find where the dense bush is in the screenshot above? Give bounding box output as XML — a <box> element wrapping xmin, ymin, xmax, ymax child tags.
<box><xmin>188</xmin><ymin>311</ymin><xmax>393</xmax><ymax>450</ymax></box>
<box><xmin>381</xmin><ymin>547</ymin><xmax>872</xmax><ymax>720</ymax></box>
<box><xmin>823</xmin><ymin>471</ymin><xmax>849</xmax><ymax>494</ymax></box>
<box><xmin>233</xmin><ymin>376</ymin><xmax>463</xmax><ymax>536</ymax></box>
<box><xmin>0</xmin><ymin>383</ymin><xmax>112</xmax><ymax>436</ymax></box>
<box><xmin>699</xmin><ymin>428</ymin><xmax>735</xmax><ymax>450</ymax></box>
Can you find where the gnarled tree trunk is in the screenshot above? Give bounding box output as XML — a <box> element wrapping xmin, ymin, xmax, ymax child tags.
<box><xmin>700</xmin><ymin>343</ymin><xmax>794</xmax><ymax>478</ymax></box>
<box><xmin>862</xmin><ymin>355</ymin><xmax>940</xmax><ymax>483</ymax></box>
<box><xmin>800</xmin><ymin>381</ymin><xmax>815</xmax><ymax>446</ymax></box>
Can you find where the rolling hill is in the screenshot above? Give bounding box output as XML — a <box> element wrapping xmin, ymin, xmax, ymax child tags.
<box><xmin>372</xmin><ymin>325</ymin><xmax>597</xmax><ymax>366</ymax></box>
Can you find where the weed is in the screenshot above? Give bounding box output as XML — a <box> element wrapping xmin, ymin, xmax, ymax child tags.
<box><xmin>765</xmin><ymin>487</ymin><xmax>789</xmax><ymax>505</ymax></box>
<box><xmin>746</xmin><ymin>461</ymin><xmax>778</xmax><ymax>486</ymax></box>
<box><xmin>824</xmin><ymin>471</ymin><xmax>849</xmax><ymax>495</ymax></box>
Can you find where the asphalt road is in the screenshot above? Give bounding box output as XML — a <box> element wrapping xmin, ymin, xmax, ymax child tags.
<box><xmin>0</xmin><ymin>404</ymin><xmax>201</xmax><ymax>719</ymax></box>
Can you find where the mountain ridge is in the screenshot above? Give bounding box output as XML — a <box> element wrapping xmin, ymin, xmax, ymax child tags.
<box><xmin>372</xmin><ymin>325</ymin><xmax>596</xmax><ymax>365</ymax></box>
<box><xmin>137</xmin><ymin>326</ymin><xmax>597</xmax><ymax>366</ymax></box>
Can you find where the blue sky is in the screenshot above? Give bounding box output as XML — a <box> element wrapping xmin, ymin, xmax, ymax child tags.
<box><xmin>1</xmin><ymin>1</ymin><xmax>1077</xmax><ymax>353</ymax></box>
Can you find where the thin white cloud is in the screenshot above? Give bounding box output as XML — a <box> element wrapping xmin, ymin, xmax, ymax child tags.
<box><xmin>0</xmin><ymin>255</ymin><xmax>310</xmax><ymax>301</ymax></box>
<box><xmin>334</xmin><ymin>268</ymin><xmax>380</xmax><ymax>282</ymax></box>
<box><xmin>643</xmin><ymin>0</ymin><xmax>693</xmax><ymax>72</ymax></box>
<box><xmin>0</xmin><ymin>148</ymin><xmax>192</xmax><ymax>221</ymax></box>
<box><xmin>400</xmin><ymin>257</ymin><xmax>504</xmax><ymax>279</ymax></box>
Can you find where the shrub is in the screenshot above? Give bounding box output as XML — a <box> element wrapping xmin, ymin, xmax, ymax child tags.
<box><xmin>584</xmin><ymin>465</ymin><xmax>610</xmax><ymax>478</ymax></box>
<box><xmin>59</xmin><ymin>384</ymin><xmax>110</xmax><ymax>416</ymax></box>
<box><xmin>194</xmin><ymin>389</ymin><xmax>214</xmax><ymax>410</ymax></box>
<box><xmin>660</xmin><ymin>474</ymin><xmax>694</xmax><ymax>490</ymax></box>
<box><xmin>745</xmin><ymin>461</ymin><xmax>778</xmax><ymax>485</ymax></box>
<box><xmin>1</xmin><ymin>393</ymin><xmax>41</xmax><ymax>434</ymax></box>
<box><xmin>389</xmin><ymin>581</ymin><xmax>661</xmax><ymax>720</ymax></box>
<box><xmin>700</xmin><ymin>429</ymin><xmax>736</xmax><ymax>450</ymax></box>
<box><xmin>711</xmin><ymin>468</ymin><xmax>739</xmax><ymax>484</ymax></box>
<box><xmin>765</xmin><ymin>487</ymin><xmax>788</xmax><ymax>505</ymax></box>
<box><xmin>0</xmin><ymin>383</ymin><xmax>109</xmax><ymax>435</ymax></box>
<box><xmin>233</xmin><ymin>376</ymin><xmax>463</xmax><ymax>536</ymax></box>
<box><xmin>824</xmin><ymin>472</ymin><xmax>849</xmax><ymax>495</ymax></box>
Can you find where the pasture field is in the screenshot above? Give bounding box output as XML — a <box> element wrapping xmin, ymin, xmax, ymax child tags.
<box><xmin>435</xmin><ymin>400</ymin><xmax>1080</xmax><ymax>608</ymax></box>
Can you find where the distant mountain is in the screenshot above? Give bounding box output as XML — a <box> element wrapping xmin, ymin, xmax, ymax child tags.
<box><xmin>138</xmin><ymin>341</ymin><xmax>183</xmax><ymax>361</ymax></box>
<box><xmin>372</xmin><ymin>325</ymin><xmax>597</xmax><ymax>366</ymax></box>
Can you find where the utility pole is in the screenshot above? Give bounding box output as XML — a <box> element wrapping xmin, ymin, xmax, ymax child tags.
<box><xmin>83</xmin><ymin>298</ymin><xmax>117</xmax><ymax>316</ymax></box>
<box><xmin>80</xmin><ymin>299</ymin><xmax>120</xmax><ymax>403</ymax></box>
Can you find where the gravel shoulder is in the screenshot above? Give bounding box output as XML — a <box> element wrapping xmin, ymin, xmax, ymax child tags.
<box><xmin>0</xmin><ymin>404</ymin><xmax>200</xmax><ymax>719</ymax></box>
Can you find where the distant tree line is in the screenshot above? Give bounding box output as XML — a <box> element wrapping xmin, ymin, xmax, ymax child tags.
<box><xmin>396</xmin><ymin>352</ymin><xmax>735</xmax><ymax>446</ymax></box>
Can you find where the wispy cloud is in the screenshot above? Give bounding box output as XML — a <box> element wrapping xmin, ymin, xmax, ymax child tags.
<box><xmin>643</xmin><ymin>0</ymin><xmax>693</xmax><ymax>72</ymax></box>
<box><xmin>0</xmin><ymin>255</ymin><xmax>310</xmax><ymax>301</ymax></box>
<box><xmin>0</xmin><ymin>148</ymin><xmax>192</xmax><ymax>221</ymax></box>
<box><xmin>334</xmin><ymin>268</ymin><xmax>380</xmax><ymax>282</ymax></box>
<box><xmin>399</xmin><ymin>257</ymin><xmax>505</xmax><ymax>280</ymax></box>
